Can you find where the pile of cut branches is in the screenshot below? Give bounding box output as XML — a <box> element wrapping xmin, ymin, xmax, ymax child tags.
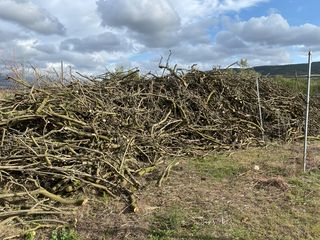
<box><xmin>0</xmin><ymin>67</ymin><xmax>319</xmax><ymax>237</ymax></box>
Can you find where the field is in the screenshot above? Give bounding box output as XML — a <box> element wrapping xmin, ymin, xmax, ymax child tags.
<box><xmin>0</xmin><ymin>69</ymin><xmax>320</xmax><ymax>239</ymax></box>
<box><xmin>271</xmin><ymin>75</ymin><xmax>320</xmax><ymax>96</ymax></box>
<box><xmin>10</xmin><ymin>141</ymin><xmax>320</xmax><ymax>240</ymax></box>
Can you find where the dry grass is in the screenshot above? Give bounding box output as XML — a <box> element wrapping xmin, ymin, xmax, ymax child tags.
<box><xmin>23</xmin><ymin>141</ymin><xmax>319</xmax><ymax>240</ymax></box>
<box><xmin>0</xmin><ymin>89</ymin><xmax>13</xmax><ymax>99</ymax></box>
<box><xmin>142</xmin><ymin>142</ymin><xmax>320</xmax><ymax>240</ymax></box>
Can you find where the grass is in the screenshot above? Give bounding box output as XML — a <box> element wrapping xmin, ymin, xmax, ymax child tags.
<box><xmin>0</xmin><ymin>89</ymin><xmax>14</xmax><ymax>99</ymax></box>
<box><xmin>17</xmin><ymin>142</ymin><xmax>320</xmax><ymax>239</ymax></box>
<box><xmin>24</xmin><ymin>228</ymin><xmax>80</xmax><ymax>240</ymax></box>
<box><xmin>24</xmin><ymin>231</ymin><xmax>36</xmax><ymax>240</ymax></box>
<box><xmin>191</xmin><ymin>154</ymin><xmax>247</xmax><ymax>180</ymax></box>
<box><xmin>149</xmin><ymin>205</ymin><xmax>187</xmax><ymax>239</ymax></box>
<box><xmin>271</xmin><ymin>75</ymin><xmax>320</xmax><ymax>95</ymax></box>
<box><xmin>147</xmin><ymin>142</ymin><xmax>320</xmax><ymax>240</ymax></box>
<box><xmin>50</xmin><ymin>228</ymin><xmax>80</xmax><ymax>240</ymax></box>
<box><xmin>149</xmin><ymin>205</ymin><xmax>217</xmax><ymax>240</ymax></box>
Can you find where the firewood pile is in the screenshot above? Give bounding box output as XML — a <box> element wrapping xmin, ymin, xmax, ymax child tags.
<box><xmin>0</xmin><ymin>67</ymin><xmax>319</xmax><ymax>236</ymax></box>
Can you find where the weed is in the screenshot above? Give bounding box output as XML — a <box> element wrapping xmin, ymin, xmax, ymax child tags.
<box><xmin>50</xmin><ymin>228</ymin><xmax>80</xmax><ymax>240</ymax></box>
<box><xmin>24</xmin><ymin>231</ymin><xmax>36</xmax><ymax>240</ymax></box>
<box><xmin>102</xmin><ymin>191</ymin><xmax>109</xmax><ymax>203</ymax></box>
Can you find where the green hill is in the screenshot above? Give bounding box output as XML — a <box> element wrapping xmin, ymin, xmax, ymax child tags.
<box><xmin>253</xmin><ymin>61</ymin><xmax>320</xmax><ymax>76</ymax></box>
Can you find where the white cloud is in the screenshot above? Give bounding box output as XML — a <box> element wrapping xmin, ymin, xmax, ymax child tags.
<box><xmin>60</xmin><ymin>32</ymin><xmax>129</xmax><ymax>53</ymax></box>
<box><xmin>96</xmin><ymin>0</ymin><xmax>182</xmax><ymax>48</ymax></box>
<box><xmin>0</xmin><ymin>0</ymin><xmax>65</xmax><ymax>35</ymax></box>
<box><xmin>217</xmin><ymin>0</ymin><xmax>268</xmax><ymax>12</ymax></box>
<box><xmin>97</xmin><ymin>0</ymin><xmax>180</xmax><ymax>34</ymax></box>
<box><xmin>32</xmin><ymin>0</ymin><xmax>101</xmax><ymax>37</ymax></box>
<box><xmin>216</xmin><ymin>31</ymin><xmax>247</xmax><ymax>49</ymax></box>
<box><xmin>225</xmin><ymin>13</ymin><xmax>320</xmax><ymax>47</ymax></box>
<box><xmin>2</xmin><ymin>0</ymin><xmax>320</xmax><ymax>77</ymax></box>
<box><xmin>95</xmin><ymin>0</ymin><xmax>268</xmax><ymax>49</ymax></box>
<box><xmin>33</xmin><ymin>43</ymin><xmax>58</xmax><ymax>54</ymax></box>
<box><xmin>167</xmin><ymin>0</ymin><xmax>267</xmax><ymax>24</ymax></box>
<box><xmin>0</xmin><ymin>29</ymin><xmax>27</xmax><ymax>43</ymax></box>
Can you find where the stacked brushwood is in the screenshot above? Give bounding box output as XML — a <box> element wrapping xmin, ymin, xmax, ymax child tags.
<box><xmin>0</xmin><ymin>67</ymin><xmax>319</xmax><ymax>235</ymax></box>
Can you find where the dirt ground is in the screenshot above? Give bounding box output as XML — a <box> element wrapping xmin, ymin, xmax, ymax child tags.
<box><xmin>60</xmin><ymin>141</ymin><xmax>320</xmax><ymax>240</ymax></box>
<box><xmin>4</xmin><ymin>141</ymin><xmax>320</xmax><ymax>240</ymax></box>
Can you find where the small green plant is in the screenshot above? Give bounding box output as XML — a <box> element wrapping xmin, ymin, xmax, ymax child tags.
<box><xmin>50</xmin><ymin>228</ymin><xmax>80</xmax><ymax>240</ymax></box>
<box><xmin>24</xmin><ymin>231</ymin><xmax>36</xmax><ymax>240</ymax></box>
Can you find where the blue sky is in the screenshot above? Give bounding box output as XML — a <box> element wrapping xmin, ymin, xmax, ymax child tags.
<box><xmin>245</xmin><ymin>0</ymin><xmax>320</xmax><ymax>25</ymax></box>
<box><xmin>0</xmin><ymin>0</ymin><xmax>319</xmax><ymax>74</ymax></box>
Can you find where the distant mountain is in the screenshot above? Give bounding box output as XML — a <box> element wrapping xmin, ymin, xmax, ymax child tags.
<box><xmin>253</xmin><ymin>61</ymin><xmax>320</xmax><ymax>76</ymax></box>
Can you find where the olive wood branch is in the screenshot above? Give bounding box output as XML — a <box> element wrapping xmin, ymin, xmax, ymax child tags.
<box><xmin>1</xmin><ymin>64</ymin><xmax>319</xmax><ymax>234</ymax></box>
<box><xmin>0</xmin><ymin>188</ymin><xmax>86</xmax><ymax>205</ymax></box>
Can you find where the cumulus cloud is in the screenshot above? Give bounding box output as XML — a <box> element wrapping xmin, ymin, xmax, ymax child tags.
<box><xmin>178</xmin><ymin>19</ymin><xmax>215</xmax><ymax>45</ymax></box>
<box><xmin>225</xmin><ymin>13</ymin><xmax>320</xmax><ymax>47</ymax></box>
<box><xmin>215</xmin><ymin>31</ymin><xmax>247</xmax><ymax>49</ymax></box>
<box><xmin>1</xmin><ymin>0</ymin><xmax>318</xmax><ymax>76</ymax></box>
<box><xmin>168</xmin><ymin>13</ymin><xmax>316</xmax><ymax>67</ymax></box>
<box><xmin>217</xmin><ymin>0</ymin><xmax>268</xmax><ymax>12</ymax></box>
<box><xmin>0</xmin><ymin>29</ymin><xmax>27</xmax><ymax>43</ymax></box>
<box><xmin>96</xmin><ymin>0</ymin><xmax>182</xmax><ymax>48</ymax></box>
<box><xmin>168</xmin><ymin>0</ymin><xmax>267</xmax><ymax>23</ymax></box>
<box><xmin>33</xmin><ymin>43</ymin><xmax>58</xmax><ymax>54</ymax></box>
<box><xmin>0</xmin><ymin>0</ymin><xmax>66</xmax><ymax>35</ymax></box>
<box><xmin>97</xmin><ymin>0</ymin><xmax>180</xmax><ymax>34</ymax></box>
<box><xmin>171</xmin><ymin>44</ymin><xmax>223</xmax><ymax>63</ymax></box>
<box><xmin>60</xmin><ymin>32</ymin><xmax>129</xmax><ymax>53</ymax></box>
<box><xmin>95</xmin><ymin>0</ymin><xmax>267</xmax><ymax>49</ymax></box>
<box><xmin>33</xmin><ymin>50</ymin><xmax>131</xmax><ymax>73</ymax></box>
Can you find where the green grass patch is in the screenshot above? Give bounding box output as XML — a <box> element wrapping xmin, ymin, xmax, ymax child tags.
<box><xmin>169</xmin><ymin>144</ymin><xmax>320</xmax><ymax>239</ymax></box>
<box><xmin>24</xmin><ymin>231</ymin><xmax>36</xmax><ymax>240</ymax></box>
<box><xmin>50</xmin><ymin>228</ymin><xmax>80</xmax><ymax>240</ymax></box>
<box><xmin>271</xmin><ymin>75</ymin><xmax>320</xmax><ymax>95</ymax></box>
<box><xmin>228</xmin><ymin>226</ymin><xmax>253</xmax><ymax>240</ymax></box>
<box><xmin>271</xmin><ymin>76</ymin><xmax>306</xmax><ymax>93</ymax></box>
<box><xmin>191</xmin><ymin>154</ymin><xmax>247</xmax><ymax>180</ymax></box>
<box><xmin>149</xmin><ymin>205</ymin><xmax>186</xmax><ymax>239</ymax></box>
<box><xmin>157</xmin><ymin>208</ymin><xmax>185</xmax><ymax>231</ymax></box>
<box><xmin>149</xmin><ymin>205</ymin><xmax>216</xmax><ymax>239</ymax></box>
